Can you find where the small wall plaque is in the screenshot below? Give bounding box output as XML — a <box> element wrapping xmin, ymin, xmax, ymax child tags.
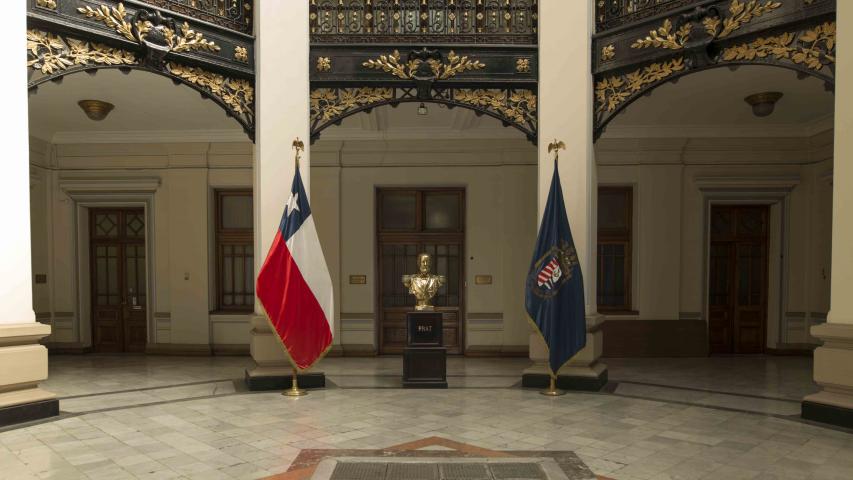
<box><xmin>349</xmin><ymin>275</ymin><xmax>367</xmax><ymax>285</ymax></box>
<box><xmin>474</xmin><ymin>275</ymin><xmax>492</xmax><ymax>285</ymax></box>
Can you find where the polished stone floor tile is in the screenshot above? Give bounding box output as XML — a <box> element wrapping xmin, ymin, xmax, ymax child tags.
<box><xmin>0</xmin><ymin>355</ymin><xmax>845</xmax><ymax>479</ymax></box>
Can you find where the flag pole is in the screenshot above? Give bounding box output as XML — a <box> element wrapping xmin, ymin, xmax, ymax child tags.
<box><xmin>281</xmin><ymin>138</ymin><xmax>308</xmax><ymax>398</ymax></box>
<box><xmin>283</xmin><ymin>365</ymin><xmax>307</xmax><ymax>397</ymax></box>
<box><xmin>540</xmin><ymin>138</ymin><xmax>568</xmax><ymax>397</ymax></box>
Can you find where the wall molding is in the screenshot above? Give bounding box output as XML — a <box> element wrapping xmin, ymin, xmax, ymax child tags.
<box><xmin>602</xmin><ymin>115</ymin><xmax>834</xmax><ymax>140</ymax></box>
<box><xmin>51</xmin><ymin>129</ymin><xmax>250</xmax><ymax>145</ymax></box>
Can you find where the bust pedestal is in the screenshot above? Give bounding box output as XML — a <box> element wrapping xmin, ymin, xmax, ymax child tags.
<box><xmin>402</xmin><ymin>311</ymin><xmax>447</xmax><ymax>388</ymax></box>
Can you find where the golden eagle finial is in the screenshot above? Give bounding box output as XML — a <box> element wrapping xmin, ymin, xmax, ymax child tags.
<box><xmin>292</xmin><ymin>138</ymin><xmax>305</xmax><ymax>167</ymax></box>
<box><xmin>548</xmin><ymin>139</ymin><xmax>566</xmax><ymax>157</ymax></box>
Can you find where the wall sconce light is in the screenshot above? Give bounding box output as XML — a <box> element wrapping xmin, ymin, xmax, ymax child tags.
<box><xmin>744</xmin><ymin>92</ymin><xmax>783</xmax><ymax>117</ymax></box>
<box><xmin>77</xmin><ymin>99</ymin><xmax>115</xmax><ymax>121</ymax></box>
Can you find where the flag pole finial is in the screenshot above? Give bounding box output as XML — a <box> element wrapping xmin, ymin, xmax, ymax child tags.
<box><xmin>292</xmin><ymin>138</ymin><xmax>305</xmax><ymax>168</ymax></box>
<box><xmin>548</xmin><ymin>139</ymin><xmax>566</xmax><ymax>161</ymax></box>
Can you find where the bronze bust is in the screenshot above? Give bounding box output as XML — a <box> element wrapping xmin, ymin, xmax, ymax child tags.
<box><xmin>402</xmin><ymin>253</ymin><xmax>446</xmax><ymax>311</ymax></box>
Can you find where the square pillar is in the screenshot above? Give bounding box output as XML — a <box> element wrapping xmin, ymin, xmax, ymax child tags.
<box><xmin>802</xmin><ymin>1</ymin><xmax>853</xmax><ymax>428</ymax></box>
<box><xmin>0</xmin><ymin>0</ymin><xmax>57</xmax><ymax>426</ymax></box>
<box><xmin>524</xmin><ymin>0</ymin><xmax>606</xmax><ymax>391</ymax></box>
<box><xmin>246</xmin><ymin>0</ymin><xmax>325</xmax><ymax>390</ymax></box>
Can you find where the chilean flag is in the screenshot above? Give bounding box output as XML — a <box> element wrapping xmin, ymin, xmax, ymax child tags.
<box><xmin>256</xmin><ymin>165</ymin><xmax>333</xmax><ymax>370</ymax></box>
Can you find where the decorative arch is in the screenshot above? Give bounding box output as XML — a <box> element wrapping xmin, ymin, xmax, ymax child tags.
<box><xmin>26</xmin><ymin>29</ymin><xmax>255</xmax><ymax>140</ymax></box>
<box><xmin>310</xmin><ymin>86</ymin><xmax>538</xmax><ymax>143</ymax></box>
<box><xmin>594</xmin><ymin>20</ymin><xmax>836</xmax><ymax>140</ymax></box>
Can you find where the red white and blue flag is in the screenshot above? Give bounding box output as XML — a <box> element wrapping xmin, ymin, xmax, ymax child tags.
<box><xmin>256</xmin><ymin>165</ymin><xmax>333</xmax><ymax>370</ymax></box>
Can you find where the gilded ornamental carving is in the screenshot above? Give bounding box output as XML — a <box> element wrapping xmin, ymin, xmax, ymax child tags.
<box><xmin>27</xmin><ymin>29</ymin><xmax>137</xmax><ymax>75</ymax></box>
<box><xmin>77</xmin><ymin>3</ymin><xmax>220</xmax><ymax>54</ymax></box>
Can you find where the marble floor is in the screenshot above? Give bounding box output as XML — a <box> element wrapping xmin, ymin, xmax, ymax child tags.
<box><xmin>1</xmin><ymin>355</ymin><xmax>850</xmax><ymax>480</ymax></box>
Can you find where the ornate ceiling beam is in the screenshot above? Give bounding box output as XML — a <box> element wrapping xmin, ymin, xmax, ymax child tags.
<box><xmin>593</xmin><ymin>0</ymin><xmax>836</xmax><ymax>140</ymax></box>
<box><xmin>26</xmin><ymin>0</ymin><xmax>255</xmax><ymax>140</ymax></box>
<box><xmin>309</xmin><ymin>87</ymin><xmax>538</xmax><ymax>144</ymax></box>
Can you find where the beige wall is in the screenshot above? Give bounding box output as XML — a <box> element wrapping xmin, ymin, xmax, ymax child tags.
<box><xmin>596</xmin><ymin>132</ymin><xmax>834</xmax><ymax>348</ymax></box>
<box><xmin>29</xmin><ymin>129</ymin><xmax>834</xmax><ymax>354</ymax></box>
<box><xmin>29</xmin><ymin>139</ymin><xmax>253</xmax><ymax>351</ymax></box>
<box><xmin>312</xmin><ymin>139</ymin><xmax>538</xmax><ymax>353</ymax></box>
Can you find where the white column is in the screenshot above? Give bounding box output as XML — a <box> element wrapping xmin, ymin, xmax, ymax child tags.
<box><xmin>0</xmin><ymin>0</ymin><xmax>55</xmax><ymax>420</ymax></box>
<box><xmin>526</xmin><ymin>0</ymin><xmax>606</xmax><ymax>387</ymax></box>
<box><xmin>247</xmin><ymin>1</ymin><xmax>314</xmax><ymax>383</ymax></box>
<box><xmin>803</xmin><ymin>2</ymin><xmax>853</xmax><ymax>425</ymax></box>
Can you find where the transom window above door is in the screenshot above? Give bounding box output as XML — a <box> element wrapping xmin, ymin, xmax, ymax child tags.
<box><xmin>378</xmin><ymin>189</ymin><xmax>464</xmax><ymax>233</ymax></box>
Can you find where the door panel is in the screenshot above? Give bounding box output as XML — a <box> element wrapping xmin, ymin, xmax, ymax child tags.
<box><xmin>377</xmin><ymin>188</ymin><xmax>465</xmax><ymax>355</ymax></box>
<box><xmin>91</xmin><ymin>208</ymin><xmax>147</xmax><ymax>353</ymax></box>
<box><xmin>708</xmin><ymin>206</ymin><xmax>768</xmax><ymax>354</ymax></box>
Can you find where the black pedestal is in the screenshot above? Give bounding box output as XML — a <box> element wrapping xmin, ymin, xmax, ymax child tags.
<box><xmin>402</xmin><ymin>311</ymin><xmax>447</xmax><ymax>388</ymax></box>
<box><xmin>244</xmin><ymin>371</ymin><xmax>326</xmax><ymax>391</ymax></box>
<box><xmin>0</xmin><ymin>399</ymin><xmax>59</xmax><ymax>427</ymax></box>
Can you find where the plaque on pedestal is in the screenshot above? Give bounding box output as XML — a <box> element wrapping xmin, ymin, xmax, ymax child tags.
<box><xmin>403</xmin><ymin>311</ymin><xmax>447</xmax><ymax>388</ymax></box>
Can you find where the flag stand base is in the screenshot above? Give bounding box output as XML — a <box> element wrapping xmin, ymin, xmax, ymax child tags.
<box><xmin>540</xmin><ymin>376</ymin><xmax>566</xmax><ymax>396</ymax></box>
<box><xmin>282</xmin><ymin>367</ymin><xmax>307</xmax><ymax>397</ymax></box>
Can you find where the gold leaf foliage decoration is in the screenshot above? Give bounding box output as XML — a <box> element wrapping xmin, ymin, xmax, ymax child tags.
<box><xmin>166</xmin><ymin>63</ymin><xmax>254</xmax><ymax>119</ymax></box>
<box><xmin>601</xmin><ymin>44</ymin><xmax>616</xmax><ymax>61</ymax></box>
<box><xmin>453</xmin><ymin>89</ymin><xmax>537</xmax><ymax>127</ymax></box>
<box><xmin>77</xmin><ymin>3</ymin><xmax>135</xmax><ymax>41</ymax></box>
<box><xmin>722</xmin><ymin>22</ymin><xmax>836</xmax><ymax>71</ymax></box>
<box><xmin>27</xmin><ymin>29</ymin><xmax>137</xmax><ymax>75</ymax></box>
<box><xmin>78</xmin><ymin>2</ymin><xmax>220</xmax><ymax>53</ymax></box>
<box><xmin>36</xmin><ymin>0</ymin><xmax>58</xmax><ymax>10</ymax></box>
<box><xmin>631</xmin><ymin>18</ymin><xmax>692</xmax><ymax>50</ymax></box>
<box><xmin>234</xmin><ymin>46</ymin><xmax>249</xmax><ymax>63</ymax></box>
<box><xmin>362</xmin><ymin>50</ymin><xmax>485</xmax><ymax>80</ymax></box>
<box><xmin>362</xmin><ymin>50</ymin><xmax>419</xmax><ymax>79</ymax></box>
<box><xmin>431</xmin><ymin>51</ymin><xmax>486</xmax><ymax>80</ymax></box>
<box><xmin>310</xmin><ymin>88</ymin><xmax>394</xmax><ymax>123</ymax></box>
<box><xmin>166</xmin><ymin>22</ymin><xmax>220</xmax><ymax>53</ymax></box>
<box><xmin>704</xmin><ymin>0</ymin><xmax>783</xmax><ymax>39</ymax></box>
<box><xmin>595</xmin><ymin>57</ymin><xmax>686</xmax><ymax>113</ymax></box>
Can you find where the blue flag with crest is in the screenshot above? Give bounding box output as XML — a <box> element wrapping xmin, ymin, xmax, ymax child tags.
<box><xmin>525</xmin><ymin>158</ymin><xmax>587</xmax><ymax>376</ymax></box>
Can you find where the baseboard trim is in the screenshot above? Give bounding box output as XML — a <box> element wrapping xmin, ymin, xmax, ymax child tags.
<box><xmin>802</xmin><ymin>401</ymin><xmax>853</xmax><ymax>430</ymax></box>
<box><xmin>46</xmin><ymin>343</ymin><xmax>92</xmax><ymax>354</ymax></box>
<box><xmin>327</xmin><ymin>345</ymin><xmax>344</xmax><ymax>357</ymax></box>
<box><xmin>767</xmin><ymin>344</ymin><xmax>816</xmax><ymax>356</ymax></box>
<box><xmin>145</xmin><ymin>343</ymin><xmax>212</xmax><ymax>356</ymax></box>
<box><xmin>211</xmin><ymin>344</ymin><xmax>249</xmax><ymax>356</ymax></box>
<box><xmin>465</xmin><ymin>345</ymin><xmax>529</xmax><ymax>357</ymax></box>
<box><xmin>341</xmin><ymin>344</ymin><xmax>377</xmax><ymax>357</ymax></box>
<box><xmin>0</xmin><ymin>399</ymin><xmax>59</xmax><ymax>427</ymax></box>
<box><xmin>602</xmin><ymin>319</ymin><xmax>708</xmax><ymax>357</ymax></box>
<box><xmin>244</xmin><ymin>371</ymin><xmax>326</xmax><ymax>391</ymax></box>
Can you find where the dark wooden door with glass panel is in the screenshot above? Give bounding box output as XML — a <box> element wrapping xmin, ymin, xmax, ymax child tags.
<box><xmin>377</xmin><ymin>188</ymin><xmax>464</xmax><ymax>354</ymax></box>
<box><xmin>90</xmin><ymin>208</ymin><xmax>147</xmax><ymax>353</ymax></box>
<box><xmin>708</xmin><ymin>205</ymin><xmax>769</xmax><ymax>354</ymax></box>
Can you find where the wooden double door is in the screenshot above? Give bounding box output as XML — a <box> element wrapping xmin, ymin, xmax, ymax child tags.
<box><xmin>708</xmin><ymin>205</ymin><xmax>769</xmax><ymax>354</ymax></box>
<box><xmin>377</xmin><ymin>188</ymin><xmax>465</xmax><ymax>354</ymax></box>
<box><xmin>90</xmin><ymin>208</ymin><xmax>148</xmax><ymax>353</ymax></box>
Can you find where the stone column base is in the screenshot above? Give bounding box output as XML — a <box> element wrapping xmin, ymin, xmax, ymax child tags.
<box><xmin>522</xmin><ymin>319</ymin><xmax>609</xmax><ymax>392</ymax></box>
<box><xmin>245</xmin><ymin>315</ymin><xmax>325</xmax><ymax>391</ymax></box>
<box><xmin>802</xmin><ymin>323</ymin><xmax>853</xmax><ymax>429</ymax></box>
<box><xmin>0</xmin><ymin>323</ymin><xmax>58</xmax><ymax>427</ymax></box>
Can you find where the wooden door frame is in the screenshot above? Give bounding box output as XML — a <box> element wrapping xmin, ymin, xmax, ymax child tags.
<box><xmin>701</xmin><ymin>190</ymin><xmax>791</xmax><ymax>354</ymax></box>
<box><xmin>375</xmin><ymin>187</ymin><xmax>466</xmax><ymax>355</ymax></box>
<box><xmin>89</xmin><ymin>208</ymin><xmax>147</xmax><ymax>352</ymax></box>
<box><xmin>66</xmin><ymin>193</ymin><xmax>156</xmax><ymax>351</ymax></box>
<box><xmin>708</xmin><ymin>205</ymin><xmax>770</xmax><ymax>354</ymax></box>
